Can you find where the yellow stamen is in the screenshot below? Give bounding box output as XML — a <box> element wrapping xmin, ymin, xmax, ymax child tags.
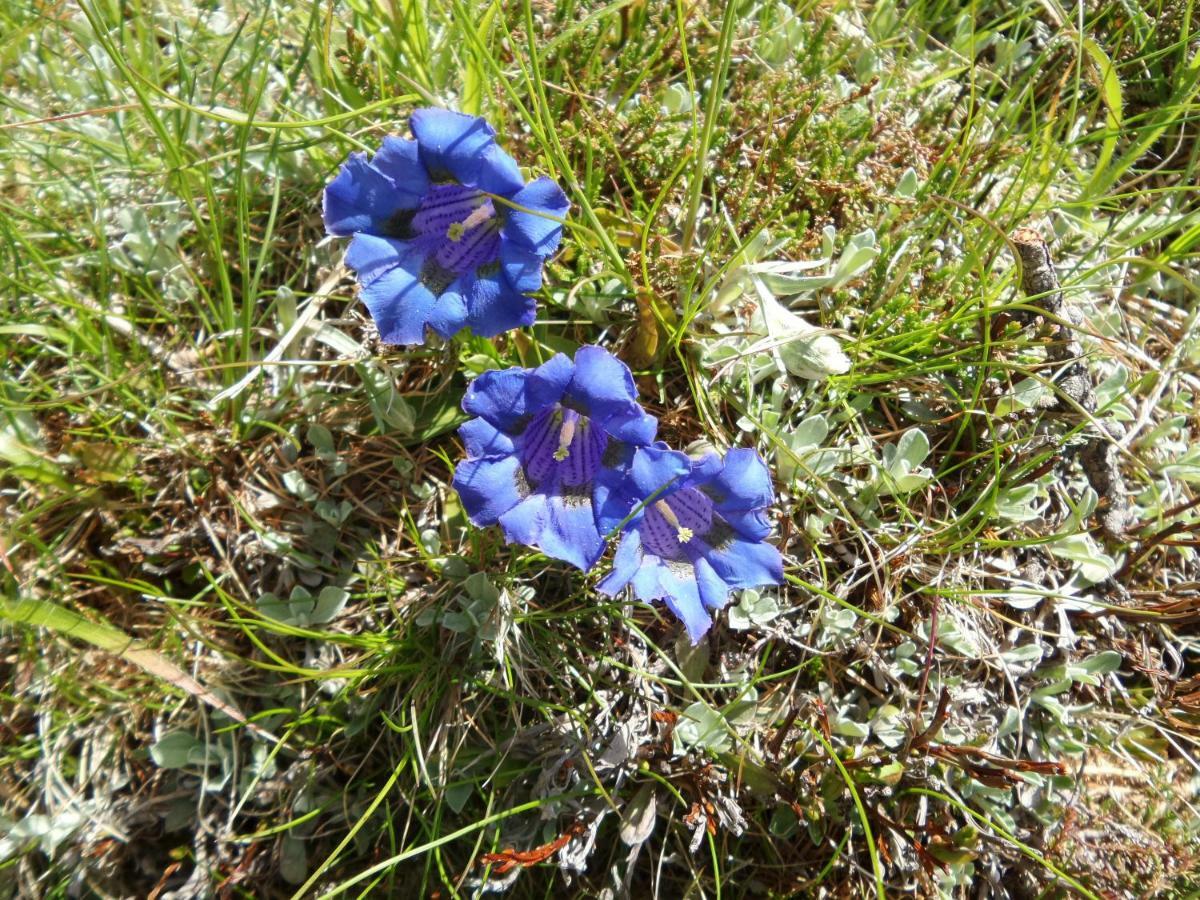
<box><xmin>654</xmin><ymin>500</ymin><xmax>693</xmax><ymax>543</ymax></box>
<box><xmin>447</xmin><ymin>201</ymin><xmax>493</xmax><ymax>241</ymax></box>
<box><xmin>553</xmin><ymin>412</ymin><xmax>577</xmax><ymax>462</ymax></box>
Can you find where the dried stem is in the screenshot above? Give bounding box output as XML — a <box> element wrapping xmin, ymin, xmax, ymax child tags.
<box><xmin>1010</xmin><ymin>228</ymin><xmax>1129</xmax><ymax>538</ymax></box>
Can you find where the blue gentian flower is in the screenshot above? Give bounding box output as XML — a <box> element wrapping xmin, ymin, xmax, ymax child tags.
<box><xmin>598</xmin><ymin>446</ymin><xmax>784</xmax><ymax>643</ymax></box>
<box><xmin>323</xmin><ymin>108</ymin><xmax>569</xmax><ymax>344</ymax></box>
<box><xmin>452</xmin><ymin>346</ymin><xmax>657</xmax><ymax>571</ymax></box>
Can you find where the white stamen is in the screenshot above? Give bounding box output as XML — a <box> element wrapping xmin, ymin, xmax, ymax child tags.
<box><xmin>654</xmin><ymin>500</ymin><xmax>693</xmax><ymax>543</ymax></box>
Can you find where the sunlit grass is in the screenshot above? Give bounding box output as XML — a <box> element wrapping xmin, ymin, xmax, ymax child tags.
<box><xmin>2</xmin><ymin>0</ymin><xmax>1198</xmax><ymax>896</ymax></box>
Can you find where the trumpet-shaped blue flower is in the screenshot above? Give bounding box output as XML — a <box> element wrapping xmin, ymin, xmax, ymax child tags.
<box><xmin>598</xmin><ymin>446</ymin><xmax>783</xmax><ymax>643</ymax></box>
<box><xmin>323</xmin><ymin>108</ymin><xmax>569</xmax><ymax>344</ymax></box>
<box><xmin>452</xmin><ymin>346</ymin><xmax>657</xmax><ymax>571</ymax></box>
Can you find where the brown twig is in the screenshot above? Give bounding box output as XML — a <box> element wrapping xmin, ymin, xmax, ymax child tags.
<box><xmin>1010</xmin><ymin>227</ymin><xmax>1130</xmax><ymax>538</ymax></box>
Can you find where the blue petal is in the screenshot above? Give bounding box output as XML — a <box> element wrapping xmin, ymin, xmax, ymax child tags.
<box><xmin>475</xmin><ymin>143</ymin><xmax>526</xmax><ymax>196</ymax></box>
<box><xmin>410</xmin><ymin>108</ymin><xmax>496</xmax><ymax>185</ymax></box>
<box><xmin>703</xmin><ymin>535</ymin><xmax>784</xmax><ymax>590</ymax></box>
<box><xmin>344</xmin><ymin>235</ymin><xmax>439</xmax><ymax>345</ymax></box>
<box><xmin>462</xmin><ymin>271</ymin><xmax>536</xmax><ymax>338</ymax></box>
<box><xmin>502</xmin><ymin>176</ymin><xmax>569</xmax><ymax>255</ymax></box>
<box><xmin>498</xmin><ymin>492</ymin><xmax>604</xmax><ymax>571</ymax></box>
<box><xmin>453</xmin><ymin>455</ymin><xmax>526</xmax><ymax>526</ymax></box>
<box><xmin>323</xmin><ymin>152</ymin><xmax>404</xmax><ymax>236</ymax></box>
<box><xmin>426</xmin><ymin>290</ymin><xmax>468</xmax><ymax>339</ymax></box>
<box><xmin>597</xmin><ymin>530</ymin><xmax>643</xmax><ymax>595</ymax></box>
<box><xmin>629</xmin><ymin>446</ymin><xmax>692</xmax><ymax>499</ymax></box>
<box><xmin>368</xmin><ymin>137</ymin><xmax>429</xmax><ymax>206</ymax></box>
<box><xmin>524</xmin><ymin>353</ymin><xmax>574</xmax><ymax>409</ymax></box>
<box><xmin>564</xmin><ymin>346</ymin><xmax>658</xmax><ymax>445</ymax></box>
<box><xmin>459</xmin><ymin>417</ymin><xmax>515</xmax><ymax>457</ymax></box>
<box><xmin>462</xmin><ymin>367</ymin><xmax>536</xmax><ymax>432</ymax></box>
<box><xmin>717</xmin><ymin>508</ymin><xmax>773</xmax><ymax>541</ymax></box>
<box><xmin>705</xmin><ymin>448</ymin><xmax>775</xmax><ymax>512</ymax></box>
<box><xmin>630</xmin><ymin>558</ymin><xmax>712</xmax><ymax>643</ymax></box>
<box><xmin>694</xmin><ymin>556</ymin><xmax>732</xmax><ymax>612</ymax></box>
<box><xmin>594</xmin><ymin>446</ymin><xmax>640</xmax><ymax>536</ymax></box>
<box><xmin>500</xmin><ymin>237</ymin><xmax>546</xmax><ymax>294</ymax></box>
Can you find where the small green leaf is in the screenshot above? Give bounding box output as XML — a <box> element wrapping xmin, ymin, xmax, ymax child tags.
<box><xmin>311</xmin><ymin>586</ymin><xmax>349</xmax><ymax>625</ymax></box>
<box><xmin>1079</xmin><ymin>650</ymin><xmax>1122</xmax><ymax>675</ymax></box>
<box><xmin>150</xmin><ymin>731</ymin><xmax>202</xmax><ymax>769</ymax></box>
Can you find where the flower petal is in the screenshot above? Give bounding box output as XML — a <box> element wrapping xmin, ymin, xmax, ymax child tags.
<box><xmin>502</xmin><ymin>176</ymin><xmax>569</xmax><ymax>255</ymax></box>
<box><xmin>344</xmin><ymin>234</ymin><xmax>439</xmax><ymax>345</ymax></box>
<box><xmin>475</xmin><ymin>143</ymin><xmax>526</xmax><ymax>196</ymax></box>
<box><xmin>629</xmin><ymin>445</ymin><xmax>692</xmax><ymax>499</ymax></box>
<box><xmin>715</xmin><ymin>508</ymin><xmax>773</xmax><ymax>541</ymax></box>
<box><xmin>425</xmin><ymin>289</ymin><xmax>468</xmax><ymax>339</ymax></box>
<box><xmin>498</xmin><ymin>492</ymin><xmax>604</xmax><ymax>571</ymax></box>
<box><xmin>500</xmin><ymin>236</ymin><xmax>546</xmax><ymax>294</ymax></box>
<box><xmin>462</xmin><ymin>368</ymin><xmax>534</xmax><ymax>431</ymax></box>
<box><xmin>565</xmin><ymin>346</ymin><xmax>657</xmax><ymax>445</ymax></box>
<box><xmin>597</xmin><ymin>530</ymin><xmax>643</xmax><ymax>595</ymax></box>
<box><xmin>694</xmin><ymin>555</ymin><xmax>732</xmax><ymax>612</ymax></box>
<box><xmin>323</xmin><ymin>152</ymin><xmax>405</xmax><ymax>237</ymax></box>
<box><xmin>410</xmin><ymin>108</ymin><xmax>496</xmax><ymax>185</ymax></box>
<box><xmin>462</xmin><ymin>271</ymin><xmax>536</xmax><ymax>338</ymax></box>
<box><xmin>703</xmin><ymin>448</ymin><xmax>775</xmax><ymax>511</ymax></box>
<box><xmin>594</xmin><ymin>444</ymin><xmax>640</xmax><ymax>536</ymax></box>
<box><xmin>368</xmin><ymin>137</ymin><xmax>429</xmax><ymax>206</ymax></box>
<box><xmin>630</xmin><ymin>558</ymin><xmax>712</xmax><ymax>643</ymax></box>
<box><xmin>459</xmin><ymin>417</ymin><xmax>515</xmax><ymax>457</ymax></box>
<box><xmin>524</xmin><ymin>353</ymin><xmax>575</xmax><ymax>409</ymax></box>
<box><xmin>703</xmin><ymin>533</ymin><xmax>784</xmax><ymax>590</ymax></box>
<box><xmin>453</xmin><ymin>455</ymin><xmax>527</xmax><ymax>526</ymax></box>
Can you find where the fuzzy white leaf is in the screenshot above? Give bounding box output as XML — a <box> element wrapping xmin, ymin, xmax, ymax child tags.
<box><xmin>753</xmin><ymin>280</ymin><xmax>850</xmax><ymax>379</ymax></box>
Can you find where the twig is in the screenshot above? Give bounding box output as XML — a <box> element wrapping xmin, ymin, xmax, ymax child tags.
<box><xmin>1010</xmin><ymin>228</ymin><xmax>1130</xmax><ymax>538</ymax></box>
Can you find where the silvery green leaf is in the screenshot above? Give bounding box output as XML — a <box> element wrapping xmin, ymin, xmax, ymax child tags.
<box><xmin>1047</xmin><ymin>533</ymin><xmax>1117</xmax><ymax>583</ymax></box>
<box><xmin>830</xmin><ymin>229</ymin><xmax>878</xmax><ymax>289</ymax></box>
<box><xmin>675</xmin><ymin>701</ymin><xmax>731</xmax><ymax>753</ymax></box>
<box><xmin>311</xmin><ymin>586</ymin><xmax>349</xmax><ymax>625</ymax></box>
<box><xmin>314</xmin><ymin>322</ymin><xmax>365</xmax><ymax>357</ymax></box>
<box><xmin>1079</xmin><ymin>650</ymin><xmax>1122</xmax><ymax>674</ymax></box>
<box><xmin>996</xmin><ymin>705</ymin><xmax>1021</xmax><ymax>738</ymax></box>
<box><xmin>306</xmin><ymin>423</ymin><xmax>335</xmax><ymax>458</ymax></box>
<box><xmin>753</xmin><ymin>283</ymin><xmax>850</xmax><ymax>379</ymax></box>
<box><xmin>150</xmin><ymin>731</ymin><xmax>202</xmax><ymax>769</ymax></box>
<box><xmin>745</xmin><ymin>258</ymin><xmax>832</xmax><ymax>295</ymax></box>
<box><xmin>895</xmin><ymin>167</ymin><xmax>921</xmax><ymax>199</ymax></box>
<box><xmin>445</xmin><ymin>782</ymin><xmax>473</xmax><ymax>814</ymax></box>
<box><xmin>463</xmin><ymin>572</ymin><xmax>500</xmax><ymax>607</ymax></box>
<box><xmin>993</xmin><ymin>377</ymin><xmax>1049</xmax><ymax>415</ymax></box>
<box><xmin>791</xmin><ymin>415</ymin><xmax>830</xmax><ymax>450</ymax></box>
<box><xmin>878</xmin><ymin>428</ymin><xmax>932</xmax><ymax>495</ymax></box>
<box><xmin>830</xmin><ymin>715</ymin><xmax>869</xmax><ymax>739</ymax></box>
<box><xmin>280</xmin><ymin>833</ymin><xmax>307</xmax><ymax>884</ymax></box>
<box><xmin>728</xmin><ymin>590</ymin><xmax>783</xmax><ymax>630</ymax></box>
<box><xmin>676</xmin><ymin>633</ymin><xmax>709</xmax><ymax>682</ymax></box>
<box><xmin>1002</xmin><ymin>643</ymin><xmax>1044</xmax><ymax>665</ymax></box>
<box><xmin>281</xmin><ymin>470</ymin><xmax>318</xmax><ymax>502</ymax></box>
<box><xmin>995</xmin><ymin>483</ymin><xmax>1041</xmax><ymax>522</ymax></box>
<box><xmin>441</xmin><ymin>611</ymin><xmax>474</xmax><ymax>633</ymax></box>
<box><xmin>355</xmin><ymin>362</ymin><xmax>414</xmax><ymax>435</ymax></box>
<box><xmin>257</xmin><ymin>591</ymin><xmax>307</xmax><ymax>626</ymax></box>
<box><xmin>620</xmin><ymin>782</ymin><xmax>658</xmax><ymax>846</ymax></box>
<box><xmin>1163</xmin><ymin>444</ymin><xmax>1200</xmax><ymax>485</ymax></box>
<box><xmin>893</xmin><ymin>428</ymin><xmax>930</xmax><ymax>471</ymax></box>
